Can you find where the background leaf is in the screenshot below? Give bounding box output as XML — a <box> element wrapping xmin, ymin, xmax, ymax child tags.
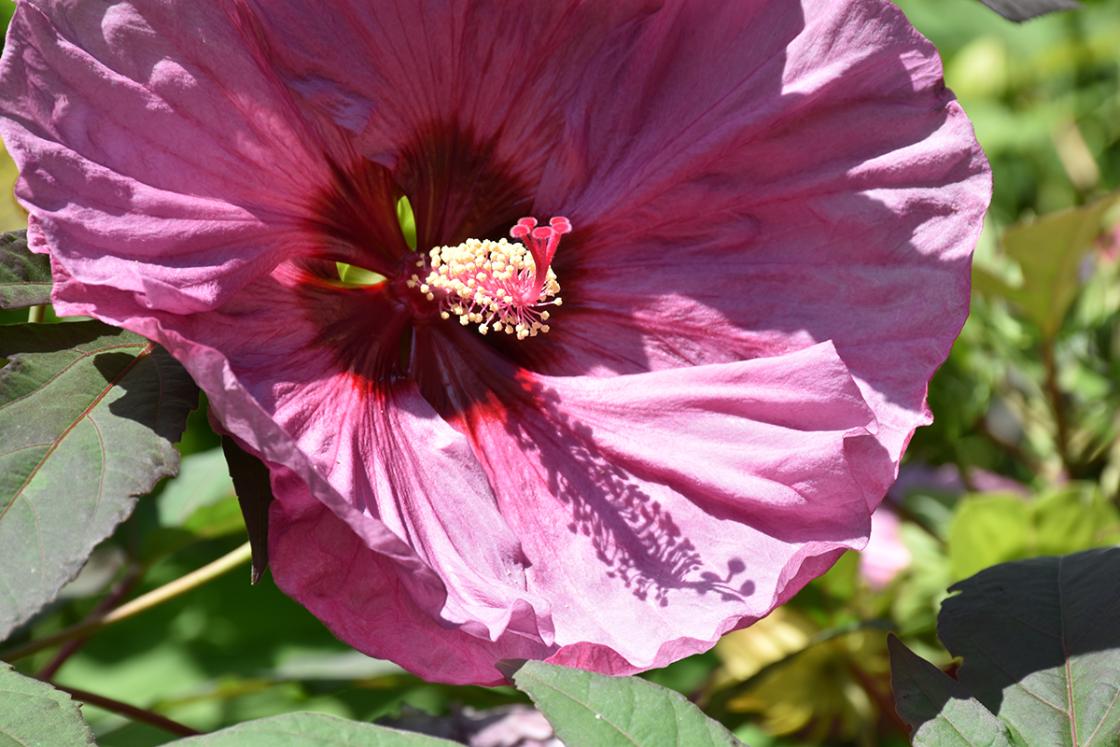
<box><xmin>0</xmin><ymin>230</ymin><xmax>50</xmax><ymax>309</ymax></box>
<box><xmin>977</xmin><ymin>0</ymin><xmax>1081</xmax><ymax>22</ymax></box>
<box><xmin>0</xmin><ymin>146</ymin><xmax>26</xmax><ymax>233</ymax></box>
<box><xmin>0</xmin><ymin>322</ymin><xmax>198</xmax><ymax>639</ymax></box>
<box><xmin>939</xmin><ymin>548</ymin><xmax>1120</xmax><ymax>745</ymax></box>
<box><xmin>172</xmin><ymin>712</ymin><xmax>457</xmax><ymax>746</ymax></box>
<box><xmin>0</xmin><ymin>662</ymin><xmax>96</xmax><ymax>746</ymax></box>
<box><xmin>947</xmin><ymin>487</ymin><xmax>1120</xmax><ymax>580</ymax></box>
<box><xmin>973</xmin><ymin>195</ymin><xmax>1120</xmax><ymax>338</ymax></box>
<box><xmin>510</xmin><ymin>660</ymin><xmax>742</xmax><ymax>747</ymax></box>
<box><xmin>129</xmin><ymin>447</ymin><xmax>244</xmax><ymax>564</ymax></box>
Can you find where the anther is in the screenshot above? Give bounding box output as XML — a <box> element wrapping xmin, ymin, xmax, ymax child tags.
<box><xmin>416</xmin><ymin>216</ymin><xmax>570</xmax><ymax>340</ymax></box>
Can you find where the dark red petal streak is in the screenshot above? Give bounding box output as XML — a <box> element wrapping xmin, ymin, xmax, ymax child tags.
<box><xmin>241</xmin><ymin>0</ymin><xmax>665</xmax><ymax>248</ymax></box>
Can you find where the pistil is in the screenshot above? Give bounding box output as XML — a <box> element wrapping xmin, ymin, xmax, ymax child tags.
<box><xmin>410</xmin><ymin>217</ymin><xmax>570</xmax><ymax>339</ymax></box>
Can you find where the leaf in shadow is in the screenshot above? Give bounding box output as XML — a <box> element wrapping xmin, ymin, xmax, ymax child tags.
<box><xmin>891</xmin><ymin>548</ymin><xmax>1120</xmax><ymax>746</ymax></box>
<box><xmin>889</xmin><ymin>635</ymin><xmax>1012</xmax><ymax>746</ymax></box>
<box><xmin>222</xmin><ymin>436</ymin><xmax>274</xmax><ymax>584</ymax></box>
<box><xmin>977</xmin><ymin>0</ymin><xmax>1080</xmax><ymax>22</ymax></box>
<box><xmin>0</xmin><ymin>321</ymin><xmax>198</xmax><ymax>639</ymax></box>
<box><xmin>939</xmin><ymin>548</ymin><xmax>1120</xmax><ymax>745</ymax></box>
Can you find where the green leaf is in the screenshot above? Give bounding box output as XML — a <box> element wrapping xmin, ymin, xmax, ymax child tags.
<box><xmin>171</xmin><ymin>712</ymin><xmax>457</xmax><ymax>746</ymax></box>
<box><xmin>940</xmin><ymin>548</ymin><xmax>1120</xmax><ymax>745</ymax></box>
<box><xmin>888</xmin><ymin>636</ymin><xmax>1012</xmax><ymax>746</ymax></box>
<box><xmin>0</xmin><ymin>231</ymin><xmax>50</xmax><ymax>309</ymax></box>
<box><xmin>0</xmin><ymin>321</ymin><xmax>198</xmax><ymax>639</ymax></box>
<box><xmin>947</xmin><ymin>493</ymin><xmax>1032</xmax><ymax>580</ymax></box>
<box><xmin>975</xmin><ymin>195</ymin><xmax>1120</xmax><ymax>338</ymax></box>
<box><xmin>509</xmin><ymin>660</ymin><xmax>742</xmax><ymax>747</ymax></box>
<box><xmin>947</xmin><ymin>488</ymin><xmax>1120</xmax><ymax>580</ymax></box>
<box><xmin>134</xmin><ymin>447</ymin><xmax>244</xmax><ymax>562</ymax></box>
<box><xmin>0</xmin><ymin>662</ymin><xmax>96</xmax><ymax>746</ymax></box>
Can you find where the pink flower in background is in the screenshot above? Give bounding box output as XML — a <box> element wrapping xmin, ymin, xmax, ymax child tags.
<box><xmin>0</xmin><ymin>0</ymin><xmax>989</xmax><ymax>684</ymax></box>
<box><xmin>860</xmin><ymin>509</ymin><xmax>913</xmax><ymax>590</ymax></box>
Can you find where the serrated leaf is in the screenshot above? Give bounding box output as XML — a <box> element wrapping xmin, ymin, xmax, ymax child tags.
<box><xmin>940</xmin><ymin>548</ymin><xmax>1120</xmax><ymax>745</ymax></box>
<box><xmin>977</xmin><ymin>0</ymin><xmax>1080</xmax><ymax>22</ymax></box>
<box><xmin>0</xmin><ymin>231</ymin><xmax>50</xmax><ymax>309</ymax></box>
<box><xmin>888</xmin><ymin>636</ymin><xmax>1012</xmax><ymax>746</ymax></box>
<box><xmin>509</xmin><ymin>660</ymin><xmax>742</xmax><ymax>747</ymax></box>
<box><xmin>0</xmin><ymin>321</ymin><xmax>198</xmax><ymax>639</ymax></box>
<box><xmin>0</xmin><ymin>662</ymin><xmax>96</xmax><ymax>746</ymax></box>
<box><xmin>172</xmin><ymin>712</ymin><xmax>457</xmax><ymax>746</ymax></box>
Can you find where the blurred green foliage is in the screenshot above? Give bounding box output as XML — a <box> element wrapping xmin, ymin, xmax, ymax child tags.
<box><xmin>1</xmin><ymin>1</ymin><xmax>1118</xmax><ymax>745</ymax></box>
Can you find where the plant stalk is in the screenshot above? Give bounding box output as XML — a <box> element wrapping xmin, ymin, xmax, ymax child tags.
<box><xmin>52</xmin><ymin>683</ymin><xmax>200</xmax><ymax>737</ymax></box>
<box><xmin>1041</xmin><ymin>339</ymin><xmax>1075</xmax><ymax>476</ymax></box>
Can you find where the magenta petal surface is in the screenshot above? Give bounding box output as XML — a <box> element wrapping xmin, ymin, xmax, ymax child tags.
<box><xmin>531</xmin><ymin>0</ymin><xmax>990</xmax><ymax>464</ymax></box>
<box><xmin>434</xmin><ymin>340</ymin><xmax>893</xmax><ymax>673</ymax></box>
<box><xmin>0</xmin><ymin>1</ymin><xmax>361</xmax><ymax>310</ymax></box>
<box><xmin>1</xmin><ymin>0</ymin><xmax>991</xmax><ymax>684</ymax></box>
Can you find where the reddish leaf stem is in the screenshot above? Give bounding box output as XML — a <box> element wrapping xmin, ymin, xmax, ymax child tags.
<box><xmin>52</xmin><ymin>682</ymin><xmax>200</xmax><ymax>737</ymax></box>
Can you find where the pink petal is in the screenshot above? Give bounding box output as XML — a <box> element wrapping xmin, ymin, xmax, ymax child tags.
<box><xmin>0</xmin><ymin>1</ymin><xmax>405</xmax><ymax>311</ymax></box>
<box><xmin>527</xmin><ymin>0</ymin><xmax>990</xmax><ymax>465</ymax></box>
<box><xmin>423</xmin><ymin>334</ymin><xmax>892</xmax><ymax>672</ymax></box>
<box><xmin>51</xmin><ymin>266</ymin><xmax>555</xmax><ymax>680</ymax></box>
<box><xmin>242</xmin><ymin>0</ymin><xmax>663</xmax><ymax>247</ymax></box>
<box><xmin>4</xmin><ymin>0</ymin><xmax>990</xmax><ymax>684</ymax></box>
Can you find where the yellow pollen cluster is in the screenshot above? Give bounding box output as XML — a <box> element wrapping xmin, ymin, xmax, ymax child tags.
<box><xmin>407</xmin><ymin>238</ymin><xmax>561</xmax><ymax>339</ymax></box>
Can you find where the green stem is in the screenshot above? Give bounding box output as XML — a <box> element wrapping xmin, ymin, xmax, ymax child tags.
<box><xmin>1</xmin><ymin>542</ymin><xmax>252</xmax><ymax>662</ymax></box>
<box><xmin>27</xmin><ymin>304</ymin><xmax>45</xmax><ymax>323</ymax></box>
<box><xmin>1041</xmin><ymin>339</ymin><xmax>1075</xmax><ymax>476</ymax></box>
<box><xmin>52</xmin><ymin>683</ymin><xmax>200</xmax><ymax>737</ymax></box>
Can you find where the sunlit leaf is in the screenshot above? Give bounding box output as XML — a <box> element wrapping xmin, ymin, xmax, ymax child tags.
<box><xmin>974</xmin><ymin>194</ymin><xmax>1120</xmax><ymax>339</ymax></box>
<box><xmin>397</xmin><ymin>195</ymin><xmax>417</xmax><ymax>251</ymax></box>
<box><xmin>133</xmin><ymin>448</ymin><xmax>243</xmax><ymax>562</ymax></box>
<box><xmin>173</xmin><ymin>712</ymin><xmax>456</xmax><ymax>745</ymax></box>
<box><xmin>509</xmin><ymin>660</ymin><xmax>742</xmax><ymax>747</ymax></box>
<box><xmin>947</xmin><ymin>487</ymin><xmax>1120</xmax><ymax>580</ymax></box>
<box><xmin>0</xmin><ymin>230</ymin><xmax>50</xmax><ymax>309</ymax></box>
<box><xmin>708</xmin><ymin>610</ymin><xmax>889</xmax><ymax>740</ymax></box>
<box><xmin>0</xmin><ymin>322</ymin><xmax>198</xmax><ymax>639</ymax></box>
<box><xmin>0</xmin><ymin>662</ymin><xmax>95</xmax><ymax>746</ymax></box>
<box><xmin>0</xmin><ymin>144</ymin><xmax>26</xmax><ymax>234</ymax></box>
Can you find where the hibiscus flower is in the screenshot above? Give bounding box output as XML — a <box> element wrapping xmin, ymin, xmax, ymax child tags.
<box><xmin>0</xmin><ymin>0</ymin><xmax>989</xmax><ymax>684</ymax></box>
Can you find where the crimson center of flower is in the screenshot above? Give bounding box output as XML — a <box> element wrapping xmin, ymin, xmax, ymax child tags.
<box><xmin>408</xmin><ymin>216</ymin><xmax>571</xmax><ymax>339</ymax></box>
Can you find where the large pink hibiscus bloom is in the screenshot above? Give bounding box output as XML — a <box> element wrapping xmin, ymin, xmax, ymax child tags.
<box><xmin>0</xmin><ymin>0</ymin><xmax>989</xmax><ymax>684</ymax></box>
